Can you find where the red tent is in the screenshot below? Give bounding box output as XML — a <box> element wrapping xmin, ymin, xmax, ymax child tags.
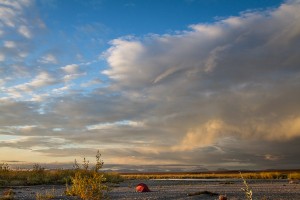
<box><xmin>136</xmin><ymin>183</ymin><xmax>151</xmax><ymax>192</ymax></box>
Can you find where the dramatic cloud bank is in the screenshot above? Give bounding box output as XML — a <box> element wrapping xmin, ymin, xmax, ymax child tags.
<box><xmin>102</xmin><ymin>0</ymin><xmax>300</xmax><ymax>168</ymax></box>
<box><xmin>1</xmin><ymin>0</ymin><xmax>300</xmax><ymax>170</ymax></box>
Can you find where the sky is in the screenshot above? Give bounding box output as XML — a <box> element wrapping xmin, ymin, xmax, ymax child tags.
<box><xmin>0</xmin><ymin>0</ymin><xmax>300</xmax><ymax>171</ymax></box>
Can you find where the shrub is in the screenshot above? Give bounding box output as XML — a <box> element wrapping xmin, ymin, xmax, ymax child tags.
<box><xmin>66</xmin><ymin>151</ymin><xmax>109</xmax><ymax>200</ymax></box>
<box><xmin>66</xmin><ymin>170</ymin><xmax>108</xmax><ymax>200</ymax></box>
<box><xmin>0</xmin><ymin>163</ymin><xmax>10</xmax><ymax>172</ymax></box>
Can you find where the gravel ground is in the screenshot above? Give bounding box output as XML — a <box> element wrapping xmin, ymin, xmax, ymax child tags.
<box><xmin>109</xmin><ymin>179</ymin><xmax>300</xmax><ymax>200</ymax></box>
<box><xmin>1</xmin><ymin>179</ymin><xmax>299</xmax><ymax>199</ymax></box>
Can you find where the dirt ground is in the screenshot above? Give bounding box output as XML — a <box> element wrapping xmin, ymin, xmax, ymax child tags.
<box><xmin>1</xmin><ymin>179</ymin><xmax>299</xmax><ymax>199</ymax></box>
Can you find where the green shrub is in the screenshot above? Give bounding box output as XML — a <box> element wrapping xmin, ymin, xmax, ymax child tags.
<box><xmin>66</xmin><ymin>151</ymin><xmax>110</xmax><ymax>200</ymax></box>
<box><xmin>66</xmin><ymin>170</ymin><xmax>108</xmax><ymax>200</ymax></box>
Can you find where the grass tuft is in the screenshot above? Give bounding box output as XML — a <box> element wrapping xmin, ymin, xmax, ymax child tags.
<box><xmin>0</xmin><ymin>189</ymin><xmax>15</xmax><ymax>200</ymax></box>
<box><xmin>240</xmin><ymin>172</ymin><xmax>253</xmax><ymax>200</ymax></box>
<box><xmin>35</xmin><ymin>188</ymin><xmax>55</xmax><ymax>200</ymax></box>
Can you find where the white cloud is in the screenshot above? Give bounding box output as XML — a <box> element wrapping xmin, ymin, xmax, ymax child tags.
<box><xmin>61</xmin><ymin>64</ymin><xmax>87</xmax><ymax>82</ymax></box>
<box><xmin>87</xmin><ymin>120</ymin><xmax>144</xmax><ymax>130</ymax></box>
<box><xmin>0</xmin><ymin>0</ymin><xmax>33</xmax><ymax>29</ymax></box>
<box><xmin>0</xmin><ymin>0</ymin><xmax>45</xmax><ymax>82</ymax></box>
<box><xmin>39</xmin><ymin>54</ymin><xmax>58</xmax><ymax>64</ymax></box>
<box><xmin>61</xmin><ymin>64</ymin><xmax>80</xmax><ymax>74</ymax></box>
<box><xmin>7</xmin><ymin>72</ymin><xmax>59</xmax><ymax>96</ymax></box>
<box><xmin>51</xmin><ymin>85</ymin><xmax>71</xmax><ymax>95</ymax></box>
<box><xmin>29</xmin><ymin>72</ymin><xmax>58</xmax><ymax>88</ymax></box>
<box><xmin>18</xmin><ymin>25</ymin><xmax>32</xmax><ymax>38</ymax></box>
<box><xmin>0</xmin><ymin>3</ymin><xmax>18</xmax><ymax>27</ymax></box>
<box><xmin>102</xmin><ymin>39</ymin><xmax>145</xmax><ymax>83</ymax></box>
<box><xmin>4</xmin><ymin>41</ymin><xmax>17</xmax><ymax>48</ymax></box>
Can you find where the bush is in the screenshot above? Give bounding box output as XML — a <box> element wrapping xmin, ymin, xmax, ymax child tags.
<box><xmin>66</xmin><ymin>151</ymin><xmax>110</xmax><ymax>200</ymax></box>
<box><xmin>66</xmin><ymin>170</ymin><xmax>108</xmax><ymax>200</ymax></box>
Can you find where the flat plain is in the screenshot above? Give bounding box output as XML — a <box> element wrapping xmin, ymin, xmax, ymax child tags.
<box><xmin>1</xmin><ymin>178</ymin><xmax>299</xmax><ymax>200</ymax></box>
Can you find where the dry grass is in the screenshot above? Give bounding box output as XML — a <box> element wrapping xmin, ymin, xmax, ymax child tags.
<box><xmin>120</xmin><ymin>170</ymin><xmax>300</xmax><ymax>180</ymax></box>
<box><xmin>0</xmin><ymin>189</ymin><xmax>15</xmax><ymax>200</ymax></box>
<box><xmin>240</xmin><ymin>172</ymin><xmax>253</xmax><ymax>200</ymax></box>
<box><xmin>35</xmin><ymin>188</ymin><xmax>55</xmax><ymax>200</ymax></box>
<box><xmin>288</xmin><ymin>172</ymin><xmax>300</xmax><ymax>180</ymax></box>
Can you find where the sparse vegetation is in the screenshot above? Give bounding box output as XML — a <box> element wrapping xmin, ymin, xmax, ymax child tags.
<box><xmin>240</xmin><ymin>172</ymin><xmax>253</xmax><ymax>200</ymax></box>
<box><xmin>65</xmin><ymin>151</ymin><xmax>109</xmax><ymax>200</ymax></box>
<box><xmin>35</xmin><ymin>188</ymin><xmax>55</xmax><ymax>200</ymax></box>
<box><xmin>120</xmin><ymin>170</ymin><xmax>300</xmax><ymax>180</ymax></box>
<box><xmin>0</xmin><ymin>189</ymin><xmax>15</xmax><ymax>200</ymax></box>
<box><xmin>1</xmin><ymin>156</ymin><xmax>299</xmax><ymax>200</ymax></box>
<box><xmin>0</xmin><ymin>163</ymin><xmax>10</xmax><ymax>172</ymax></box>
<box><xmin>0</xmin><ymin>167</ymin><xmax>75</xmax><ymax>186</ymax></box>
<box><xmin>0</xmin><ymin>153</ymin><xmax>123</xmax><ymax>188</ymax></box>
<box><xmin>0</xmin><ymin>151</ymin><xmax>124</xmax><ymax>199</ymax></box>
<box><xmin>288</xmin><ymin>172</ymin><xmax>300</xmax><ymax>180</ymax></box>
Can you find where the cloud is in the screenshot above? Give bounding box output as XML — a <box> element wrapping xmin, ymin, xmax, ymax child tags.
<box><xmin>172</xmin><ymin>120</ymin><xmax>228</xmax><ymax>151</ymax></box>
<box><xmin>18</xmin><ymin>25</ymin><xmax>32</xmax><ymax>38</ymax></box>
<box><xmin>102</xmin><ymin>0</ymin><xmax>300</xmax><ymax>154</ymax></box>
<box><xmin>0</xmin><ymin>53</ymin><xmax>4</xmax><ymax>61</ymax></box>
<box><xmin>61</xmin><ymin>64</ymin><xmax>86</xmax><ymax>82</ymax></box>
<box><xmin>0</xmin><ymin>0</ymin><xmax>47</xmax><ymax>84</ymax></box>
<box><xmin>61</xmin><ymin>64</ymin><xmax>80</xmax><ymax>74</ymax></box>
<box><xmin>2</xmin><ymin>71</ymin><xmax>60</xmax><ymax>100</ymax></box>
<box><xmin>38</xmin><ymin>54</ymin><xmax>58</xmax><ymax>64</ymax></box>
<box><xmin>81</xmin><ymin>78</ymin><xmax>103</xmax><ymax>87</ymax></box>
<box><xmin>0</xmin><ymin>0</ymin><xmax>34</xmax><ymax>37</ymax></box>
<box><xmin>87</xmin><ymin>120</ymin><xmax>144</xmax><ymax>130</ymax></box>
<box><xmin>1</xmin><ymin>0</ymin><xmax>300</xmax><ymax>169</ymax></box>
<box><xmin>4</xmin><ymin>41</ymin><xmax>17</xmax><ymax>48</ymax></box>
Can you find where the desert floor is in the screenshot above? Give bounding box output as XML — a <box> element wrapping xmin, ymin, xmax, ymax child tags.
<box><xmin>1</xmin><ymin>179</ymin><xmax>300</xmax><ymax>199</ymax></box>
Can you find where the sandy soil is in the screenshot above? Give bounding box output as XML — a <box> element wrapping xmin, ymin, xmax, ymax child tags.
<box><xmin>1</xmin><ymin>179</ymin><xmax>299</xmax><ymax>199</ymax></box>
